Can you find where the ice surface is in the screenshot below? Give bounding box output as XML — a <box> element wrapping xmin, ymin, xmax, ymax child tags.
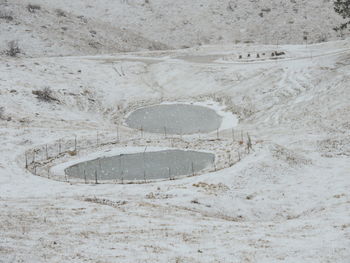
<box><xmin>126</xmin><ymin>104</ymin><xmax>222</xmax><ymax>134</ymax></box>
<box><xmin>65</xmin><ymin>150</ymin><xmax>214</xmax><ymax>181</ymax></box>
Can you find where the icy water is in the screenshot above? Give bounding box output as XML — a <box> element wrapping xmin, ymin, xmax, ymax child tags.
<box><xmin>125</xmin><ymin>104</ymin><xmax>222</xmax><ymax>134</ymax></box>
<box><xmin>65</xmin><ymin>150</ymin><xmax>215</xmax><ymax>182</ymax></box>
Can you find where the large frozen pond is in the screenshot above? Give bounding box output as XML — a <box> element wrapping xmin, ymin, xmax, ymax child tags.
<box><xmin>125</xmin><ymin>104</ymin><xmax>222</xmax><ymax>134</ymax></box>
<box><xmin>65</xmin><ymin>150</ymin><xmax>215</xmax><ymax>182</ymax></box>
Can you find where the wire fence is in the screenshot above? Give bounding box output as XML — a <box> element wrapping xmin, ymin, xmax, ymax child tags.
<box><xmin>25</xmin><ymin>127</ymin><xmax>254</xmax><ymax>184</ymax></box>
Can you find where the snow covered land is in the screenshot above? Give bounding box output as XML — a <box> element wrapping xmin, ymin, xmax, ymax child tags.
<box><xmin>0</xmin><ymin>1</ymin><xmax>350</xmax><ymax>263</ymax></box>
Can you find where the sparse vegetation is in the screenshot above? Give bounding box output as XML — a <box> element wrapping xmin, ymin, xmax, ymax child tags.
<box><xmin>55</xmin><ymin>9</ymin><xmax>66</xmax><ymax>17</ymax></box>
<box><xmin>5</xmin><ymin>41</ymin><xmax>21</xmax><ymax>57</ymax></box>
<box><xmin>227</xmin><ymin>1</ymin><xmax>236</xmax><ymax>11</ymax></box>
<box><xmin>27</xmin><ymin>4</ymin><xmax>41</xmax><ymax>13</ymax></box>
<box><xmin>0</xmin><ymin>107</ymin><xmax>5</xmax><ymax>120</ymax></box>
<box><xmin>32</xmin><ymin>87</ymin><xmax>59</xmax><ymax>103</ymax></box>
<box><xmin>0</xmin><ymin>107</ymin><xmax>11</xmax><ymax>121</ymax></box>
<box><xmin>334</xmin><ymin>0</ymin><xmax>350</xmax><ymax>31</ymax></box>
<box><xmin>317</xmin><ymin>34</ymin><xmax>328</xmax><ymax>43</ymax></box>
<box><xmin>0</xmin><ymin>10</ymin><xmax>14</xmax><ymax>21</ymax></box>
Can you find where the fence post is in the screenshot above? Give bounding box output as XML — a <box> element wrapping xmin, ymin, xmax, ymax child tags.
<box><xmin>95</xmin><ymin>170</ymin><xmax>98</xmax><ymax>184</ymax></box>
<box><xmin>84</xmin><ymin>170</ymin><xmax>87</xmax><ymax>184</ymax></box>
<box><xmin>191</xmin><ymin>162</ymin><xmax>194</xmax><ymax>176</ymax></box>
<box><xmin>232</xmin><ymin>128</ymin><xmax>235</xmax><ymax>141</ymax></box>
<box><xmin>74</xmin><ymin>135</ymin><xmax>77</xmax><ymax>152</ymax></box>
<box><xmin>247</xmin><ymin>132</ymin><xmax>252</xmax><ymax>153</ymax></box>
<box><xmin>58</xmin><ymin>140</ymin><xmax>61</xmax><ymax>155</ymax></box>
<box><xmin>217</xmin><ymin>128</ymin><xmax>219</xmax><ymax>139</ymax></box>
<box><xmin>25</xmin><ymin>152</ymin><xmax>28</xmax><ymax>168</ymax></box>
<box><xmin>164</xmin><ymin>126</ymin><xmax>167</xmax><ymax>139</ymax></box>
<box><xmin>45</xmin><ymin>144</ymin><xmax>48</xmax><ymax>159</ymax></box>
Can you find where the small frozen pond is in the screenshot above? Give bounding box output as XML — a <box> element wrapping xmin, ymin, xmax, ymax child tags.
<box><xmin>65</xmin><ymin>150</ymin><xmax>215</xmax><ymax>182</ymax></box>
<box><xmin>125</xmin><ymin>104</ymin><xmax>222</xmax><ymax>134</ymax></box>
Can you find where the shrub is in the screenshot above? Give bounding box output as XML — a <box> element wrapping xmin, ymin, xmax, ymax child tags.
<box><xmin>56</xmin><ymin>9</ymin><xmax>66</xmax><ymax>17</ymax></box>
<box><xmin>27</xmin><ymin>4</ymin><xmax>41</xmax><ymax>13</ymax></box>
<box><xmin>334</xmin><ymin>0</ymin><xmax>350</xmax><ymax>31</ymax></box>
<box><xmin>6</xmin><ymin>41</ymin><xmax>21</xmax><ymax>57</ymax></box>
<box><xmin>317</xmin><ymin>34</ymin><xmax>328</xmax><ymax>43</ymax></box>
<box><xmin>227</xmin><ymin>1</ymin><xmax>236</xmax><ymax>11</ymax></box>
<box><xmin>0</xmin><ymin>107</ymin><xmax>5</xmax><ymax>120</ymax></box>
<box><xmin>0</xmin><ymin>10</ymin><xmax>14</xmax><ymax>21</ymax></box>
<box><xmin>32</xmin><ymin>87</ymin><xmax>59</xmax><ymax>103</ymax></box>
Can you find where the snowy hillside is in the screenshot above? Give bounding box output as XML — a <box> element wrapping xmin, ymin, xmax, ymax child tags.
<box><xmin>0</xmin><ymin>38</ymin><xmax>349</xmax><ymax>262</ymax></box>
<box><xmin>1</xmin><ymin>0</ymin><xmax>348</xmax><ymax>57</ymax></box>
<box><xmin>1</xmin><ymin>0</ymin><xmax>350</xmax><ymax>261</ymax></box>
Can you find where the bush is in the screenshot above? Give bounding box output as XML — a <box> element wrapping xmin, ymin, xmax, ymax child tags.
<box><xmin>334</xmin><ymin>0</ymin><xmax>350</xmax><ymax>31</ymax></box>
<box><xmin>6</xmin><ymin>41</ymin><xmax>21</xmax><ymax>57</ymax></box>
<box><xmin>32</xmin><ymin>87</ymin><xmax>59</xmax><ymax>103</ymax></box>
<box><xmin>0</xmin><ymin>10</ymin><xmax>14</xmax><ymax>21</ymax></box>
<box><xmin>27</xmin><ymin>4</ymin><xmax>41</xmax><ymax>13</ymax></box>
<box><xmin>56</xmin><ymin>9</ymin><xmax>66</xmax><ymax>17</ymax></box>
<box><xmin>0</xmin><ymin>107</ymin><xmax>5</xmax><ymax>120</ymax></box>
<box><xmin>0</xmin><ymin>107</ymin><xmax>11</xmax><ymax>121</ymax></box>
<box><xmin>227</xmin><ymin>1</ymin><xmax>236</xmax><ymax>11</ymax></box>
<box><xmin>317</xmin><ymin>34</ymin><xmax>328</xmax><ymax>43</ymax></box>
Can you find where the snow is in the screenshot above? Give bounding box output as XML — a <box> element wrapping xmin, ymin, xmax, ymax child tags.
<box><xmin>1</xmin><ymin>0</ymin><xmax>350</xmax><ymax>57</ymax></box>
<box><xmin>0</xmin><ymin>37</ymin><xmax>350</xmax><ymax>262</ymax></box>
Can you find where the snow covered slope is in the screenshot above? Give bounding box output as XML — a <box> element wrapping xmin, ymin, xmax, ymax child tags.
<box><xmin>1</xmin><ymin>0</ymin><xmax>348</xmax><ymax>57</ymax></box>
<box><xmin>0</xmin><ymin>39</ymin><xmax>349</xmax><ymax>262</ymax></box>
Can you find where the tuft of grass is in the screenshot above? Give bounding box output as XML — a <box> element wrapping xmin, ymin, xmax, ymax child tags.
<box><xmin>6</xmin><ymin>41</ymin><xmax>21</xmax><ymax>57</ymax></box>
<box><xmin>55</xmin><ymin>9</ymin><xmax>66</xmax><ymax>17</ymax></box>
<box><xmin>0</xmin><ymin>10</ymin><xmax>14</xmax><ymax>21</ymax></box>
<box><xmin>32</xmin><ymin>87</ymin><xmax>60</xmax><ymax>103</ymax></box>
<box><xmin>27</xmin><ymin>4</ymin><xmax>41</xmax><ymax>13</ymax></box>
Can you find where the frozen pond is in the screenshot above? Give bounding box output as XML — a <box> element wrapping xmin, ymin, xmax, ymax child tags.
<box><xmin>125</xmin><ymin>104</ymin><xmax>222</xmax><ymax>134</ymax></box>
<box><xmin>65</xmin><ymin>150</ymin><xmax>215</xmax><ymax>182</ymax></box>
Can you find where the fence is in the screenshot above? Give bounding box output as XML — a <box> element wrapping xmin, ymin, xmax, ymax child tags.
<box><xmin>25</xmin><ymin>127</ymin><xmax>254</xmax><ymax>184</ymax></box>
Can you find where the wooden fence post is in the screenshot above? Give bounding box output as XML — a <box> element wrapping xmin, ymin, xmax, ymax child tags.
<box><xmin>45</xmin><ymin>144</ymin><xmax>48</xmax><ymax>159</ymax></box>
<box><xmin>58</xmin><ymin>140</ymin><xmax>61</xmax><ymax>155</ymax></box>
<box><xmin>74</xmin><ymin>135</ymin><xmax>77</xmax><ymax>152</ymax></box>
<box><xmin>95</xmin><ymin>170</ymin><xmax>98</xmax><ymax>184</ymax></box>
